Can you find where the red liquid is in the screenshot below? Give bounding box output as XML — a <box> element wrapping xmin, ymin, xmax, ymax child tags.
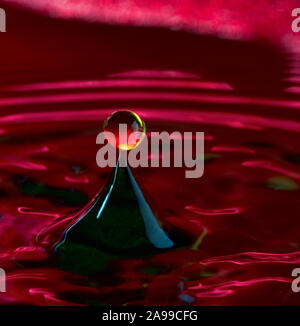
<box><xmin>0</xmin><ymin>2</ymin><xmax>299</xmax><ymax>305</ymax></box>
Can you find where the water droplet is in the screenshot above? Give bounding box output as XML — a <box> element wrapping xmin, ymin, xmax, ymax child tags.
<box><xmin>103</xmin><ymin>110</ymin><xmax>146</xmax><ymax>150</ymax></box>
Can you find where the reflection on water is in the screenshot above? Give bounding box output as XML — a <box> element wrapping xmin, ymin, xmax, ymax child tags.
<box><xmin>0</xmin><ymin>68</ymin><xmax>298</xmax><ymax>305</ymax></box>
<box><xmin>0</xmin><ymin>3</ymin><xmax>299</xmax><ymax>306</ymax></box>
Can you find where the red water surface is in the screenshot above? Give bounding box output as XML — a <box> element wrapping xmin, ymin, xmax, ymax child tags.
<box><xmin>0</xmin><ymin>1</ymin><xmax>299</xmax><ymax>305</ymax></box>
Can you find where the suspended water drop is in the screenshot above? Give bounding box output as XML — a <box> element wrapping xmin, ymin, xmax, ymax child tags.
<box><xmin>53</xmin><ymin>110</ymin><xmax>181</xmax><ymax>275</ymax></box>
<box><xmin>103</xmin><ymin>110</ymin><xmax>146</xmax><ymax>150</ymax></box>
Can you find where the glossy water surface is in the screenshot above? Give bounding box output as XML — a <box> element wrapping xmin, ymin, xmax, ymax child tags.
<box><xmin>0</xmin><ymin>2</ymin><xmax>299</xmax><ymax>306</ymax></box>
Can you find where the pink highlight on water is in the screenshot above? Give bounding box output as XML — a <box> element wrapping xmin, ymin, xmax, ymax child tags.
<box><xmin>211</xmin><ymin>145</ymin><xmax>255</xmax><ymax>155</ymax></box>
<box><xmin>185</xmin><ymin>205</ymin><xmax>243</xmax><ymax>216</ymax></box>
<box><xmin>242</xmin><ymin>160</ymin><xmax>300</xmax><ymax>180</ymax></box>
